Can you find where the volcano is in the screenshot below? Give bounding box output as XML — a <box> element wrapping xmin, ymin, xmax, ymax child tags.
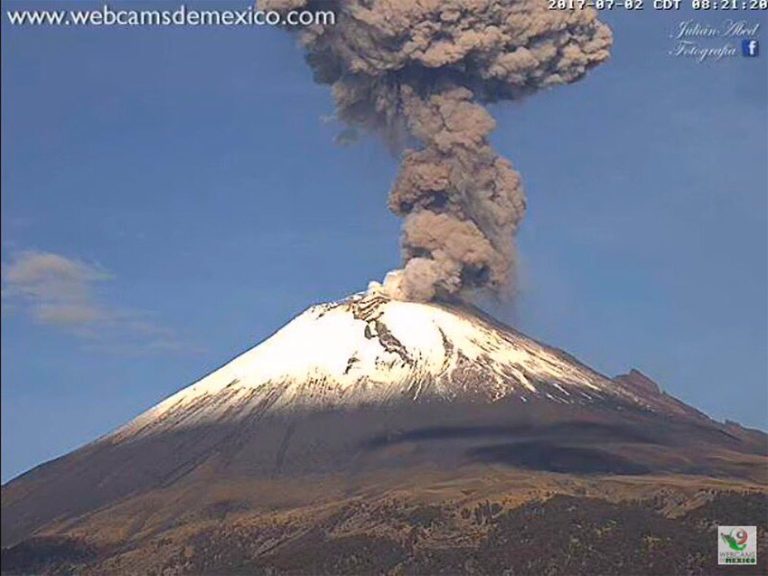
<box><xmin>2</xmin><ymin>291</ymin><xmax>767</xmax><ymax>576</ymax></box>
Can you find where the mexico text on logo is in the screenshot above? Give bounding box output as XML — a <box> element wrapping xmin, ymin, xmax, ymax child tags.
<box><xmin>718</xmin><ymin>526</ymin><xmax>757</xmax><ymax>565</ymax></box>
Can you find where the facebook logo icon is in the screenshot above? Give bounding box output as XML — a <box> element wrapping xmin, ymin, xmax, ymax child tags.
<box><xmin>742</xmin><ymin>39</ymin><xmax>759</xmax><ymax>57</ymax></box>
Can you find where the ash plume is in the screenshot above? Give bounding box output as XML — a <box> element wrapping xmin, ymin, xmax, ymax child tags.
<box><xmin>262</xmin><ymin>0</ymin><xmax>612</xmax><ymax>301</ymax></box>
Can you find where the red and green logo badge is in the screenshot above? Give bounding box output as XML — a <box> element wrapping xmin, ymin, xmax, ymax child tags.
<box><xmin>721</xmin><ymin>528</ymin><xmax>749</xmax><ymax>552</ymax></box>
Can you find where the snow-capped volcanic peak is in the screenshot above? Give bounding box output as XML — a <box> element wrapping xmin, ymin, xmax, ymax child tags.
<box><xmin>116</xmin><ymin>291</ymin><xmax>635</xmax><ymax>440</ymax></box>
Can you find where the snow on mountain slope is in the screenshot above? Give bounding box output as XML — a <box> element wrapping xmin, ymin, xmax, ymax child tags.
<box><xmin>113</xmin><ymin>289</ymin><xmax>650</xmax><ymax>442</ymax></box>
<box><xmin>4</xmin><ymin>290</ymin><xmax>765</xmax><ymax>553</ymax></box>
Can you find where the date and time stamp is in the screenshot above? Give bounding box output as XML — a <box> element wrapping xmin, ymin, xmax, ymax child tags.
<box><xmin>548</xmin><ymin>0</ymin><xmax>766</xmax><ymax>10</ymax></box>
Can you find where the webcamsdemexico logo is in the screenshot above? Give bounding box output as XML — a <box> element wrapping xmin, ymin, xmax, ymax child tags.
<box><xmin>718</xmin><ymin>526</ymin><xmax>757</xmax><ymax>565</ymax></box>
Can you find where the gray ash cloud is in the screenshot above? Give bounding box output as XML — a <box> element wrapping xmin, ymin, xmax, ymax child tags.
<box><xmin>262</xmin><ymin>0</ymin><xmax>612</xmax><ymax>301</ymax></box>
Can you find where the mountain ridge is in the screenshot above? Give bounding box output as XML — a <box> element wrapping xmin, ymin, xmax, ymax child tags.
<box><xmin>107</xmin><ymin>291</ymin><xmax>716</xmax><ymax>446</ymax></box>
<box><xmin>2</xmin><ymin>292</ymin><xmax>766</xmax><ymax>575</ymax></box>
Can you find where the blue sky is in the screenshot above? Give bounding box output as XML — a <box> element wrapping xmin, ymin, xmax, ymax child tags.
<box><xmin>2</xmin><ymin>1</ymin><xmax>766</xmax><ymax>483</ymax></box>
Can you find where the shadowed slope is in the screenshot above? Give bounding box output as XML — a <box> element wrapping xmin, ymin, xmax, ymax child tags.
<box><xmin>2</xmin><ymin>294</ymin><xmax>766</xmax><ymax>575</ymax></box>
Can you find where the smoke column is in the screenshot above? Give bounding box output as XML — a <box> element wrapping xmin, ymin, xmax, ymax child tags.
<box><xmin>262</xmin><ymin>0</ymin><xmax>612</xmax><ymax>302</ymax></box>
